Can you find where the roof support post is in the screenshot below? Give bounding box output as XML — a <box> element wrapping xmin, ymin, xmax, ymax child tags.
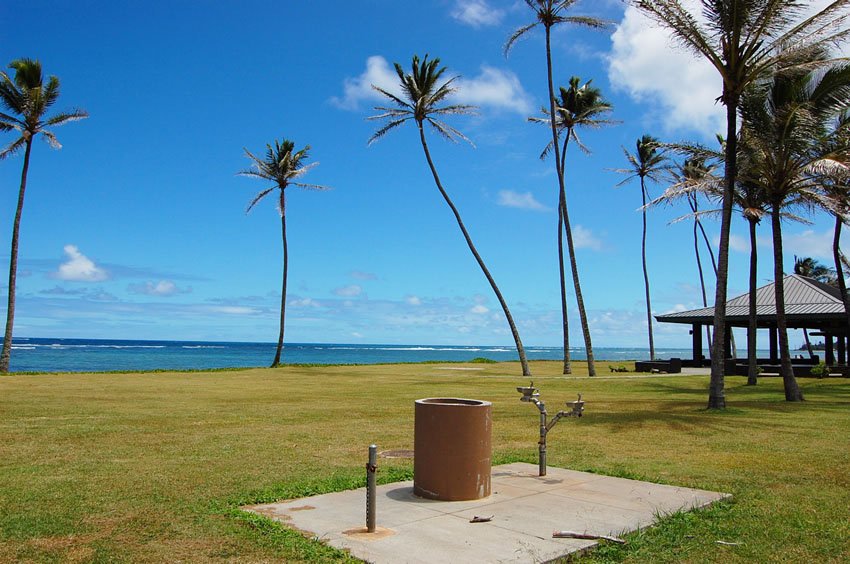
<box><xmin>769</xmin><ymin>326</ymin><xmax>778</xmax><ymax>364</ymax></box>
<box><xmin>826</xmin><ymin>334</ymin><xmax>835</xmax><ymax>365</ymax></box>
<box><xmin>692</xmin><ymin>324</ymin><xmax>703</xmax><ymax>364</ymax></box>
<box><xmin>837</xmin><ymin>336</ymin><xmax>845</xmax><ymax>366</ymax></box>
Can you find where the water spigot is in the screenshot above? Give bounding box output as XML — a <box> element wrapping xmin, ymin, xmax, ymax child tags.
<box><xmin>516</xmin><ymin>381</ymin><xmax>540</xmax><ymax>402</ymax></box>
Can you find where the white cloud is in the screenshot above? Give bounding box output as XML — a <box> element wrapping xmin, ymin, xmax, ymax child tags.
<box><xmin>497</xmin><ymin>189</ymin><xmax>549</xmax><ymax>211</ymax></box>
<box><xmin>451</xmin><ymin>0</ymin><xmax>504</xmax><ymax>28</ymax></box>
<box><xmin>333</xmin><ymin>57</ymin><xmax>532</xmax><ymax>114</ymax></box>
<box><xmin>334</xmin><ymin>284</ymin><xmax>363</xmax><ymax>297</ymax></box>
<box><xmin>54</xmin><ymin>245</ymin><xmax>108</xmax><ymax>282</ymax></box>
<box><xmin>406</xmin><ymin>295</ymin><xmax>422</xmax><ymax>306</ymax></box>
<box><xmin>128</xmin><ymin>280</ymin><xmax>190</xmax><ymax>297</ymax></box>
<box><xmin>470</xmin><ymin>304</ymin><xmax>489</xmax><ymax>314</ymax></box>
<box><xmin>782</xmin><ymin>229</ymin><xmax>840</xmax><ymax>261</ymax></box>
<box><xmin>351</xmin><ymin>270</ymin><xmax>377</xmax><ymax>281</ymax></box>
<box><xmin>330</xmin><ymin>56</ymin><xmax>401</xmax><ymax>110</ymax></box>
<box><xmin>608</xmin><ymin>1</ymin><xmax>850</xmax><ymax>139</ymax></box>
<box><xmin>608</xmin><ymin>3</ymin><xmax>724</xmax><ymax>139</ymax></box>
<box><xmin>289</xmin><ymin>297</ymin><xmax>320</xmax><ymax>308</ymax></box>
<box><xmin>207</xmin><ymin>306</ymin><xmax>258</xmax><ymax>315</ymax></box>
<box><xmin>573</xmin><ymin>225</ymin><xmax>603</xmax><ymax>251</ymax></box>
<box><xmin>455</xmin><ymin>66</ymin><xmax>533</xmax><ymax>114</ymax></box>
<box><xmin>728</xmin><ymin>234</ymin><xmax>749</xmax><ymax>253</ymax></box>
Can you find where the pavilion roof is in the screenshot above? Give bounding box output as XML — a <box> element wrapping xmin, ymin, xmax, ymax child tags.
<box><xmin>656</xmin><ymin>275</ymin><xmax>847</xmax><ymax>328</ymax></box>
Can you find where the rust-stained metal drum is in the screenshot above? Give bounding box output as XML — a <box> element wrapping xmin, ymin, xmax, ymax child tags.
<box><xmin>413</xmin><ymin>398</ymin><xmax>492</xmax><ymax>501</ymax></box>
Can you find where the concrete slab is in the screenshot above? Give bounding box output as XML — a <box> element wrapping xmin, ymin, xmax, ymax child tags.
<box><xmin>245</xmin><ymin>462</ymin><xmax>729</xmax><ymax>564</ymax></box>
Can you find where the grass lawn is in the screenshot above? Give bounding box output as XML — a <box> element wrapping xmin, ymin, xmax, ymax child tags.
<box><xmin>1</xmin><ymin>361</ymin><xmax>848</xmax><ymax>562</ymax></box>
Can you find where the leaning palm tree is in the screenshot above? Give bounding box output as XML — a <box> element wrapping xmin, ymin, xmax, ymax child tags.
<box><xmin>634</xmin><ymin>0</ymin><xmax>850</xmax><ymax>408</ymax></box>
<box><xmin>530</xmin><ymin>76</ymin><xmax>615</xmax><ymax>373</ymax></box>
<box><xmin>506</xmin><ymin>1</ymin><xmax>610</xmax><ymax>376</ymax></box>
<box><xmin>0</xmin><ymin>59</ymin><xmax>88</xmax><ymax>372</ymax></box>
<box><xmin>238</xmin><ymin>139</ymin><xmax>328</xmax><ymax>368</ymax></box>
<box><xmin>368</xmin><ymin>55</ymin><xmax>531</xmax><ymax>376</ymax></box>
<box><xmin>614</xmin><ymin>135</ymin><xmax>667</xmax><ymax>360</ymax></box>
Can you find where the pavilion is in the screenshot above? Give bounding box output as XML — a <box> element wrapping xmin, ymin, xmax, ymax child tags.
<box><xmin>656</xmin><ymin>274</ymin><xmax>850</xmax><ymax>368</ymax></box>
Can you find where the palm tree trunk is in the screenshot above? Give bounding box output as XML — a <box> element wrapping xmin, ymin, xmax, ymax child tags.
<box><xmin>770</xmin><ymin>204</ymin><xmax>803</xmax><ymax>401</ymax></box>
<box><xmin>689</xmin><ymin>197</ymin><xmax>712</xmax><ymax>350</ymax></box>
<box><xmin>697</xmin><ymin>212</ymin><xmax>737</xmax><ymax>358</ymax></box>
<box><xmin>801</xmin><ymin>329</ymin><xmax>814</xmax><ymax>359</ymax></box>
<box><xmin>747</xmin><ymin>216</ymin><xmax>759</xmax><ymax>385</ymax></box>
<box><xmin>558</xmin><ymin>205</ymin><xmax>571</xmax><ymax>374</ymax></box>
<box><xmin>832</xmin><ymin>214</ymin><xmax>850</xmax><ymax>345</ymax></box>
<box><xmin>641</xmin><ymin>179</ymin><xmax>655</xmax><ymax>360</ymax></box>
<box><xmin>417</xmin><ymin>124</ymin><xmax>531</xmax><ymax>376</ymax></box>
<box><xmin>544</xmin><ymin>27</ymin><xmax>595</xmax><ymax>376</ymax></box>
<box><xmin>0</xmin><ymin>138</ymin><xmax>33</xmax><ymax>373</ymax></box>
<box><xmin>270</xmin><ymin>194</ymin><xmax>288</xmax><ymax>368</ymax></box>
<box><xmin>708</xmin><ymin>97</ymin><xmax>740</xmax><ymax>409</ymax></box>
<box><xmin>558</xmin><ymin>138</ymin><xmax>571</xmax><ymax>374</ymax></box>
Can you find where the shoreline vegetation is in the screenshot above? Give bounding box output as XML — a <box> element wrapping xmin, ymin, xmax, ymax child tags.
<box><xmin>1</xmin><ymin>360</ymin><xmax>847</xmax><ymax>562</ymax></box>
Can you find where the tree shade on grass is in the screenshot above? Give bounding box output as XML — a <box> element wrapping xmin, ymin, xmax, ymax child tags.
<box><xmin>238</xmin><ymin>140</ymin><xmax>329</xmax><ymax>367</ymax></box>
<box><xmin>367</xmin><ymin>54</ymin><xmax>531</xmax><ymax>376</ymax></box>
<box><xmin>0</xmin><ymin>59</ymin><xmax>87</xmax><ymax>373</ymax></box>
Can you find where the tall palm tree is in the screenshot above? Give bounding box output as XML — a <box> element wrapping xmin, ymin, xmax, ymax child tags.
<box><xmin>0</xmin><ymin>59</ymin><xmax>88</xmax><ymax>372</ymax></box>
<box><xmin>238</xmin><ymin>139</ymin><xmax>328</xmax><ymax>368</ymax></box>
<box><xmin>635</xmin><ymin>0</ymin><xmax>850</xmax><ymax>408</ymax></box>
<box><xmin>530</xmin><ymin>77</ymin><xmax>615</xmax><ymax>373</ymax></box>
<box><xmin>505</xmin><ymin>1</ymin><xmax>610</xmax><ymax>376</ymax></box>
<box><xmin>615</xmin><ymin>135</ymin><xmax>667</xmax><ymax>360</ymax></box>
<box><xmin>368</xmin><ymin>55</ymin><xmax>531</xmax><ymax>376</ymax></box>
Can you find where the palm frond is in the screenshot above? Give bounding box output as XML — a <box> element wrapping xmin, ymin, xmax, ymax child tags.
<box><xmin>44</xmin><ymin>109</ymin><xmax>88</xmax><ymax>127</ymax></box>
<box><xmin>0</xmin><ymin>136</ymin><xmax>26</xmax><ymax>159</ymax></box>
<box><xmin>246</xmin><ymin>187</ymin><xmax>276</xmax><ymax>213</ymax></box>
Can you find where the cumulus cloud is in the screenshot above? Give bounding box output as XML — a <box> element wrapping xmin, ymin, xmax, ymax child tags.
<box><xmin>608</xmin><ymin>3</ymin><xmax>724</xmax><ymax>138</ymax></box>
<box><xmin>333</xmin><ymin>56</ymin><xmax>532</xmax><ymax>114</ymax></box>
<box><xmin>782</xmin><ymin>229</ymin><xmax>845</xmax><ymax>261</ymax></box>
<box><xmin>128</xmin><ymin>280</ymin><xmax>191</xmax><ymax>297</ymax></box>
<box><xmin>573</xmin><ymin>225</ymin><xmax>603</xmax><ymax>251</ymax></box>
<box><xmin>728</xmin><ymin>234</ymin><xmax>749</xmax><ymax>253</ymax></box>
<box><xmin>207</xmin><ymin>306</ymin><xmax>259</xmax><ymax>315</ymax></box>
<box><xmin>497</xmin><ymin>190</ymin><xmax>549</xmax><ymax>211</ymax></box>
<box><xmin>470</xmin><ymin>304</ymin><xmax>489</xmax><ymax>314</ymax></box>
<box><xmin>334</xmin><ymin>284</ymin><xmax>363</xmax><ymax>297</ymax></box>
<box><xmin>289</xmin><ymin>297</ymin><xmax>321</xmax><ymax>308</ymax></box>
<box><xmin>406</xmin><ymin>295</ymin><xmax>422</xmax><ymax>306</ymax></box>
<box><xmin>54</xmin><ymin>245</ymin><xmax>108</xmax><ymax>282</ymax></box>
<box><xmin>608</xmin><ymin>1</ymin><xmax>850</xmax><ymax>139</ymax></box>
<box><xmin>451</xmin><ymin>0</ymin><xmax>504</xmax><ymax>27</ymax></box>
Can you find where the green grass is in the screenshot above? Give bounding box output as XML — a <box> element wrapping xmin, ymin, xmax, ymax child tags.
<box><xmin>1</xmin><ymin>361</ymin><xmax>848</xmax><ymax>562</ymax></box>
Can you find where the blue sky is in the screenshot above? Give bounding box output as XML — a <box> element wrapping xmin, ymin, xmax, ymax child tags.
<box><xmin>0</xmin><ymin>0</ymin><xmax>841</xmax><ymax>348</ymax></box>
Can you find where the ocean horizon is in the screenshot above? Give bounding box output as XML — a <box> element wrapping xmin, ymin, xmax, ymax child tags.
<box><xmin>2</xmin><ymin>337</ymin><xmax>776</xmax><ymax>374</ymax></box>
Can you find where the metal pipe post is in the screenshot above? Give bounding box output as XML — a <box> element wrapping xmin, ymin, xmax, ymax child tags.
<box><xmin>366</xmin><ymin>444</ymin><xmax>377</xmax><ymax>532</ymax></box>
<box><xmin>538</xmin><ymin>411</ymin><xmax>547</xmax><ymax>476</ymax></box>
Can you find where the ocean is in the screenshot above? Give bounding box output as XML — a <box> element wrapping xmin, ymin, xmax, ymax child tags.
<box><xmin>3</xmin><ymin>337</ymin><xmax>711</xmax><ymax>373</ymax></box>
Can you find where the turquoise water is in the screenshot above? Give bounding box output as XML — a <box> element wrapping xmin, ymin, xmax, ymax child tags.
<box><xmin>0</xmin><ymin>337</ymin><xmax>732</xmax><ymax>373</ymax></box>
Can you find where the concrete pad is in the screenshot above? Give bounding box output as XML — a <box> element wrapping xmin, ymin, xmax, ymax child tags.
<box><xmin>245</xmin><ymin>462</ymin><xmax>729</xmax><ymax>564</ymax></box>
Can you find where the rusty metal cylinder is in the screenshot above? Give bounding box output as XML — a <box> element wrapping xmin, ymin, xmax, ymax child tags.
<box><xmin>413</xmin><ymin>398</ymin><xmax>492</xmax><ymax>501</ymax></box>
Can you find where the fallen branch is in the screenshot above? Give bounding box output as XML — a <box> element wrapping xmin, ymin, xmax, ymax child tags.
<box><xmin>716</xmin><ymin>540</ymin><xmax>741</xmax><ymax>546</ymax></box>
<box><xmin>553</xmin><ymin>531</ymin><xmax>625</xmax><ymax>544</ymax></box>
<box><xmin>469</xmin><ymin>515</ymin><xmax>493</xmax><ymax>523</ymax></box>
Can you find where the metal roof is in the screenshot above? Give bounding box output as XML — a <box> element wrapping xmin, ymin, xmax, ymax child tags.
<box><xmin>656</xmin><ymin>275</ymin><xmax>848</xmax><ymax>327</ymax></box>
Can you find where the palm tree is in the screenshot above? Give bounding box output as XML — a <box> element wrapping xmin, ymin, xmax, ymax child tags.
<box><xmin>635</xmin><ymin>0</ymin><xmax>850</xmax><ymax>408</ymax></box>
<box><xmin>238</xmin><ymin>139</ymin><xmax>328</xmax><ymax>368</ymax></box>
<box><xmin>615</xmin><ymin>135</ymin><xmax>667</xmax><ymax>360</ymax></box>
<box><xmin>505</xmin><ymin>1</ymin><xmax>610</xmax><ymax>376</ymax></box>
<box><xmin>530</xmin><ymin>77</ymin><xmax>615</xmax><ymax>373</ymax></box>
<box><xmin>0</xmin><ymin>59</ymin><xmax>88</xmax><ymax>372</ymax></box>
<box><xmin>368</xmin><ymin>55</ymin><xmax>531</xmax><ymax>376</ymax></box>
<box><xmin>737</xmin><ymin>62</ymin><xmax>850</xmax><ymax>401</ymax></box>
<box><xmin>793</xmin><ymin>255</ymin><xmax>837</xmax><ymax>358</ymax></box>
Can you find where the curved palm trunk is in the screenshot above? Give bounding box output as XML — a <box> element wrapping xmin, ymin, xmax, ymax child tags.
<box><xmin>417</xmin><ymin>124</ymin><xmax>531</xmax><ymax>376</ymax></box>
<box><xmin>832</xmin><ymin>214</ymin><xmax>850</xmax><ymax>352</ymax></box>
<box><xmin>270</xmin><ymin>194</ymin><xmax>288</xmax><ymax>368</ymax></box>
<box><xmin>558</xmin><ymin>206</ymin><xmax>571</xmax><ymax>374</ymax></box>
<box><xmin>0</xmin><ymin>139</ymin><xmax>33</xmax><ymax>373</ymax></box>
<box><xmin>747</xmin><ymin>216</ymin><xmax>759</xmax><ymax>385</ymax></box>
<box><xmin>689</xmin><ymin>197</ymin><xmax>712</xmax><ymax>350</ymax></box>
<box><xmin>545</xmin><ymin>27</ymin><xmax>595</xmax><ymax>376</ymax></box>
<box><xmin>770</xmin><ymin>204</ymin><xmax>803</xmax><ymax>401</ymax></box>
<box><xmin>640</xmin><ymin>178</ymin><xmax>655</xmax><ymax>360</ymax></box>
<box><xmin>802</xmin><ymin>329</ymin><xmax>814</xmax><ymax>359</ymax></box>
<box><xmin>708</xmin><ymin>98</ymin><xmax>740</xmax><ymax>409</ymax></box>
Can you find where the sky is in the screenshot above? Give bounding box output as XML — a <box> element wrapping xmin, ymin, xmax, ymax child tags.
<box><xmin>0</xmin><ymin>0</ymin><xmax>843</xmax><ymax>349</ymax></box>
